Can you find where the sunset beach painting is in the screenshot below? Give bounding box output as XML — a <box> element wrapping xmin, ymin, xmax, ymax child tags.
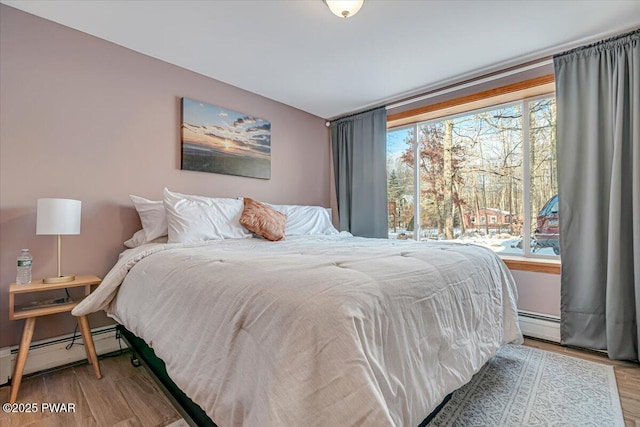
<box><xmin>181</xmin><ymin>97</ymin><xmax>271</xmax><ymax>179</ymax></box>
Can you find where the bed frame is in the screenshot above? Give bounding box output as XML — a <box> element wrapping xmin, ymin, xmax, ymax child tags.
<box><xmin>117</xmin><ymin>324</ymin><xmax>451</xmax><ymax>426</ymax></box>
<box><xmin>117</xmin><ymin>325</ymin><xmax>215</xmax><ymax>426</ymax></box>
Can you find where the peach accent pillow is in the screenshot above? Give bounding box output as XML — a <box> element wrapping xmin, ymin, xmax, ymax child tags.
<box><xmin>240</xmin><ymin>198</ymin><xmax>286</xmax><ymax>241</ymax></box>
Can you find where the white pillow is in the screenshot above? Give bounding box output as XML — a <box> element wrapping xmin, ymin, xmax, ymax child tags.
<box><xmin>124</xmin><ymin>229</ymin><xmax>147</xmax><ymax>248</ymax></box>
<box><xmin>130</xmin><ymin>195</ymin><xmax>168</xmax><ymax>241</ymax></box>
<box><xmin>268</xmin><ymin>204</ymin><xmax>339</xmax><ymax>236</ymax></box>
<box><xmin>163</xmin><ymin>188</ymin><xmax>251</xmax><ymax>243</ymax></box>
<box><xmin>124</xmin><ymin>229</ymin><xmax>168</xmax><ymax>248</ymax></box>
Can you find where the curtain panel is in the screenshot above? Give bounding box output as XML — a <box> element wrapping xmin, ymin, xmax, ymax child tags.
<box><xmin>331</xmin><ymin>107</ymin><xmax>388</xmax><ymax>238</ymax></box>
<box><xmin>554</xmin><ymin>29</ymin><xmax>639</xmax><ymax>361</ymax></box>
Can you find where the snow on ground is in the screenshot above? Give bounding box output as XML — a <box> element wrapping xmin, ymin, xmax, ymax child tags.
<box><xmin>388</xmin><ymin>230</ymin><xmax>558</xmax><ymax>257</ymax></box>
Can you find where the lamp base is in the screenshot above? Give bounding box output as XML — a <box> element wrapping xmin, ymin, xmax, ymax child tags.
<box><xmin>42</xmin><ymin>275</ymin><xmax>76</xmax><ymax>284</ymax></box>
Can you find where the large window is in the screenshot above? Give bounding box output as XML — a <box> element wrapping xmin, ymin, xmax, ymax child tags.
<box><xmin>386</xmin><ymin>95</ymin><xmax>559</xmax><ymax>258</ymax></box>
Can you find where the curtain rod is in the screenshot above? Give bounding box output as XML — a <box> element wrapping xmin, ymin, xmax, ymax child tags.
<box><xmin>554</xmin><ymin>27</ymin><xmax>639</xmax><ymax>60</ymax></box>
<box><xmin>385</xmin><ymin>58</ymin><xmax>554</xmax><ymax>111</ymax></box>
<box><xmin>326</xmin><ymin>106</ymin><xmax>385</xmax><ymax>126</ymax></box>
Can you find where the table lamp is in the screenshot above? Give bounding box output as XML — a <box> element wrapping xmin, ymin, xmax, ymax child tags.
<box><xmin>36</xmin><ymin>198</ymin><xmax>81</xmax><ymax>284</ymax></box>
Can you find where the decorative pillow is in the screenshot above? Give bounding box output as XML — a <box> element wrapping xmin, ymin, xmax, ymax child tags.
<box><xmin>124</xmin><ymin>229</ymin><xmax>169</xmax><ymax>248</ymax></box>
<box><xmin>163</xmin><ymin>188</ymin><xmax>251</xmax><ymax>243</ymax></box>
<box><xmin>268</xmin><ymin>204</ymin><xmax>339</xmax><ymax>236</ymax></box>
<box><xmin>129</xmin><ymin>195</ymin><xmax>168</xmax><ymax>242</ymax></box>
<box><xmin>240</xmin><ymin>198</ymin><xmax>286</xmax><ymax>241</ymax></box>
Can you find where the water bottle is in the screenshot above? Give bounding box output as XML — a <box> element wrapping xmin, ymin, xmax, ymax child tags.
<box><xmin>16</xmin><ymin>249</ymin><xmax>32</xmax><ymax>284</ymax></box>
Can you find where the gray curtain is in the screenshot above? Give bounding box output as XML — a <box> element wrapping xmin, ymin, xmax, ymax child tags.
<box><xmin>554</xmin><ymin>29</ymin><xmax>639</xmax><ymax>361</ymax></box>
<box><xmin>331</xmin><ymin>107</ymin><xmax>388</xmax><ymax>238</ymax></box>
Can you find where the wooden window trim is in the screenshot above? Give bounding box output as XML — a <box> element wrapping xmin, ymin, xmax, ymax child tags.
<box><xmin>387</xmin><ymin>74</ymin><xmax>555</xmax><ymax>128</ymax></box>
<box><xmin>501</xmin><ymin>257</ymin><xmax>561</xmax><ymax>275</ymax></box>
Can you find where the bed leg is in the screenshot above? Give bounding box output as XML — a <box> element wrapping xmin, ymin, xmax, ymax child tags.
<box><xmin>130</xmin><ymin>352</ymin><xmax>141</xmax><ymax>367</ymax></box>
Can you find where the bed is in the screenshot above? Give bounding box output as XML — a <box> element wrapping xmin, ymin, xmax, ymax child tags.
<box><xmin>73</xmin><ymin>233</ymin><xmax>522</xmax><ymax>427</ymax></box>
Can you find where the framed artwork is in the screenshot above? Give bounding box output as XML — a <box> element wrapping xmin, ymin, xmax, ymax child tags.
<box><xmin>181</xmin><ymin>97</ymin><xmax>271</xmax><ymax>179</ymax></box>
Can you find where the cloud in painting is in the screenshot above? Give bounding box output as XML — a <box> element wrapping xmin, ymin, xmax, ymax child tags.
<box><xmin>247</xmin><ymin>123</ymin><xmax>271</xmax><ymax>132</ymax></box>
<box><xmin>181</xmin><ymin>98</ymin><xmax>271</xmax><ymax>160</ymax></box>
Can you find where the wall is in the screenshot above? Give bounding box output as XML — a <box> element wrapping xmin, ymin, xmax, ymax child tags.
<box><xmin>0</xmin><ymin>5</ymin><xmax>331</xmax><ymax>348</ymax></box>
<box><xmin>386</xmin><ymin>60</ymin><xmax>555</xmax><ymax>119</ymax></box>
<box><xmin>512</xmin><ymin>269</ymin><xmax>561</xmax><ymax>342</ymax></box>
<box><xmin>511</xmin><ymin>270</ymin><xmax>560</xmax><ymax>317</ymax></box>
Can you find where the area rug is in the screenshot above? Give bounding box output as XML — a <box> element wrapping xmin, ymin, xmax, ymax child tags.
<box><xmin>428</xmin><ymin>344</ymin><xmax>624</xmax><ymax>426</ymax></box>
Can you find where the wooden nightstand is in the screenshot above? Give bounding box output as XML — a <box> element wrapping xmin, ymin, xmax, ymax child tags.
<box><xmin>8</xmin><ymin>274</ymin><xmax>103</xmax><ymax>403</ymax></box>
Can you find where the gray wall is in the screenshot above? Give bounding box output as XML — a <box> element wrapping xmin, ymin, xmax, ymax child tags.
<box><xmin>0</xmin><ymin>5</ymin><xmax>331</xmax><ymax>347</ymax></box>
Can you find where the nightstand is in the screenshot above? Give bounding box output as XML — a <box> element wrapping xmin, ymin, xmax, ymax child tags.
<box><xmin>8</xmin><ymin>274</ymin><xmax>103</xmax><ymax>403</ymax></box>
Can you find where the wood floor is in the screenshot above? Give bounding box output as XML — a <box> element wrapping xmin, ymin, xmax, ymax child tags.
<box><xmin>0</xmin><ymin>339</ymin><xmax>638</xmax><ymax>426</ymax></box>
<box><xmin>0</xmin><ymin>351</ymin><xmax>181</xmax><ymax>427</ymax></box>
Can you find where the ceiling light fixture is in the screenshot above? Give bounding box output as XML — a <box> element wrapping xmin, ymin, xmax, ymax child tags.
<box><xmin>323</xmin><ymin>0</ymin><xmax>365</xmax><ymax>19</ymax></box>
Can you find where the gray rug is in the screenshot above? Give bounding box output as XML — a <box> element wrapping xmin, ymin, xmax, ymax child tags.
<box><xmin>428</xmin><ymin>344</ymin><xmax>624</xmax><ymax>426</ymax></box>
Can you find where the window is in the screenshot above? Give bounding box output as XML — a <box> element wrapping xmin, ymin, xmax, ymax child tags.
<box><xmin>386</xmin><ymin>94</ymin><xmax>559</xmax><ymax>258</ymax></box>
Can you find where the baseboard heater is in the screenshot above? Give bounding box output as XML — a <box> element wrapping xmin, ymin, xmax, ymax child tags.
<box><xmin>518</xmin><ymin>310</ymin><xmax>561</xmax><ymax>343</ymax></box>
<box><xmin>0</xmin><ymin>325</ymin><xmax>121</xmax><ymax>386</ymax></box>
<box><xmin>8</xmin><ymin>325</ymin><xmax>117</xmax><ymax>355</ymax></box>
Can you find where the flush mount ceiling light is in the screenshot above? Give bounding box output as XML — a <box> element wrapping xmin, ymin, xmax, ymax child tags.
<box><xmin>323</xmin><ymin>0</ymin><xmax>365</xmax><ymax>19</ymax></box>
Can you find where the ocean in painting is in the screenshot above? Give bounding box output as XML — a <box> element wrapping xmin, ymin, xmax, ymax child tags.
<box><xmin>181</xmin><ymin>97</ymin><xmax>271</xmax><ymax>179</ymax></box>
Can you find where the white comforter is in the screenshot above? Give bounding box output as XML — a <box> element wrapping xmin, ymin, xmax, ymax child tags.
<box><xmin>73</xmin><ymin>234</ymin><xmax>522</xmax><ymax>427</ymax></box>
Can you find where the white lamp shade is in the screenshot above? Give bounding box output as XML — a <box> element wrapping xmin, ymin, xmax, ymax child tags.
<box><xmin>324</xmin><ymin>0</ymin><xmax>364</xmax><ymax>18</ymax></box>
<box><xmin>36</xmin><ymin>198</ymin><xmax>82</xmax><ymax>235</ymax></box>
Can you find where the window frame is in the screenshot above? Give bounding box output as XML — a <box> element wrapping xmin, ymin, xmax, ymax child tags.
<box><xmin>387</xmin><ymin>92</ymin><xmax>560</xmax><ymax>262</ymax></box>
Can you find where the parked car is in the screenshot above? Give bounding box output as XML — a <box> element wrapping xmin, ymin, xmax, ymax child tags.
<box><xmin>534</xmin><ymin>194</ymin><xmax>560</xmax><ymax>255</ymax></box>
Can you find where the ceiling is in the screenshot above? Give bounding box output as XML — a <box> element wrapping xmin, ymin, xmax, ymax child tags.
<box><xmin>3</xmin><ymin>1</ymin><xmax>640</xmax><ymax>119</ymax></box>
